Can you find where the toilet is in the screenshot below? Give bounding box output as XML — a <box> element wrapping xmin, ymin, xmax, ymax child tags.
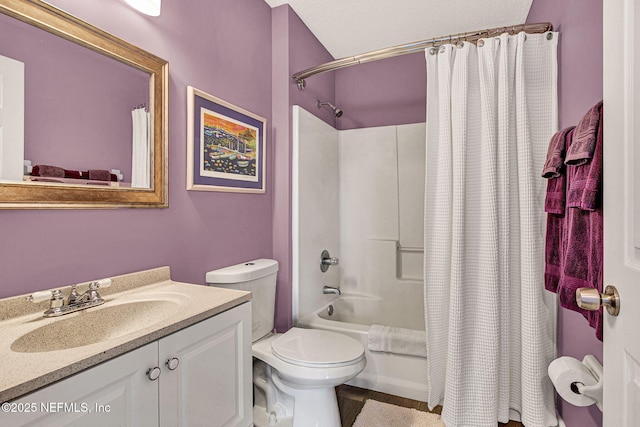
<box><xmin>206</xmin><ymin>259</ymin><xmax>366</xmax><ymax>427</ymax></box>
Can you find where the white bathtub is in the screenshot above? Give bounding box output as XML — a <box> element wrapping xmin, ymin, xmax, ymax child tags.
<box><xmin>297</xmin><ymin>294</ymin><xmax>428</xmax><ymax>402</ymax></box>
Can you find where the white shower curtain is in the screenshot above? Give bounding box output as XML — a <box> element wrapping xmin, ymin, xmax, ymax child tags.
<box><xmin>423</xmin><ymin>32</ymin><xmax>559</xmax><ymax>427</ymax></box>
<box><xmin>131</xmin><ymin>106</ymin><xmax>150</xmax><ymax>188</ymax></box>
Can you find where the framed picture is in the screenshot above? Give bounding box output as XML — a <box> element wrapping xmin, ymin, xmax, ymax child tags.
<box><xmin>187</xmin><ymin>86</ymin><xmax>266</xmax><ymax>193</ymax></box>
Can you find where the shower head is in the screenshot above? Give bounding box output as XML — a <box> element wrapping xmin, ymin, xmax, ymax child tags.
<box><xmin>317</xmin><ymin>100</ymin><xmax>343</xmax><ymax>118</ymax></box>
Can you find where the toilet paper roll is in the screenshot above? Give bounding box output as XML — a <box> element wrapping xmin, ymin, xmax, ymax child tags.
<box><xmin>548</xmin><ymin>356</ymin><xmax>597</xmax><ymax>407</ymax></box>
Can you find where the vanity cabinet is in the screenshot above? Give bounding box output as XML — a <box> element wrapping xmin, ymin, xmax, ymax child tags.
<box><xmin>3</xmin><ymin>302</ymin><xmax>252</xmax><ymax>427</ymax></box>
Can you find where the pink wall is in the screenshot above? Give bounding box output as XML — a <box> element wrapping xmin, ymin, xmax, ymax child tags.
<box><xmin>0</xmin><ymin>0</ymin><xmax>273</xmax><ymax>298</ymax></box>
<box><xmin>271</xmin><ymin>5</ymin><xmax>335</xmax><ymax>331</ymax></box>
<box><xmin>335</xmin><ymin>53</ymin><xmax>426</xmax><ymax>130</ymax></box>
<box><xmin>528</xmin><ymin>2</ymin><xmax>604</xmax><ymax>426</ymax></box>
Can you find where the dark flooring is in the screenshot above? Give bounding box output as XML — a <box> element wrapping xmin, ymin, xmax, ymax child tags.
<box><xmin>336</xmin><ymin>384</ymin><xmax>524</xmax><ymax>427</ymax></box>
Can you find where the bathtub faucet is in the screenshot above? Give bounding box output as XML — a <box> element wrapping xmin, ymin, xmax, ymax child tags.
<box><xmin>322</xmin><ymin>285</ymin><xmax>341</xmax><ymax>296</ymax></box>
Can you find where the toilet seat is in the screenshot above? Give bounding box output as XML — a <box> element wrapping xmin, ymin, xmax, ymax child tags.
<box><xmin>252</xmin><ymin>331</ymin><xmax>367</xmax><ymax>388</ymax></box>
<box><xmin>271</xmin><ymin>327</ymin><xmax>365</xmax><ymax>368</ymax></box>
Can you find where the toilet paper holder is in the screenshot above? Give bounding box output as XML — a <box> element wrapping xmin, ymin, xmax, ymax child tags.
<box><xmin>570</xmin><ymin>355</ymin><xmax>603</xmax><ymax>411</ymax></box>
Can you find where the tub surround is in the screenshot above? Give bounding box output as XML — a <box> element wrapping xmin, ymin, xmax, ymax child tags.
<box><xmin>292</xmin><ymin>106</ymin><xmax>426</xmax><ymax>322</ymax></box>
<box><xmin>293</xmin><ymin>107</ymin><xmax>427</xmax><ymax>402</ymax></box>
<box><xmin>0</xmin><ymin>266</ymin><xmax>251</xmax><ymax>402</ymax></box>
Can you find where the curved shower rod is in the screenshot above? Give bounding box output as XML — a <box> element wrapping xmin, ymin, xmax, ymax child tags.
<box><xmin>293</xmin><ymin>22</ymin><xmax>553</xmax><ymax>90</ymax></box>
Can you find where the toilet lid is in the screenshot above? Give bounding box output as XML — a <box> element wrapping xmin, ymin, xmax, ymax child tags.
<box><xmin>271</xmin><ymin>328</ymin><xmax>365</xmax><ymax>368</ymax></box>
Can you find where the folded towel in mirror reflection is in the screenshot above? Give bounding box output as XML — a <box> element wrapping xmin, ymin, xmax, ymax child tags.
<box><xmin>88</xmin><ymin>169</ymin><xmax>112</xmax><ymax>181</ymax></box>
<box><xmin>35</xmin><ymin>165</ymin><xmax>64</xmax><ymax>178</ymax></box>
<box><xmin>31</xmin><ymin>165</ymin><xmax>117</xmax><ymax>182</ymax></box>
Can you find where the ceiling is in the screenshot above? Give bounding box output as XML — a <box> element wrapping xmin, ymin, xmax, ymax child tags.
<box><xmin>264</xmin><ymin>0</ymin><xmax>534</xmax><ymax>59</ymax></box>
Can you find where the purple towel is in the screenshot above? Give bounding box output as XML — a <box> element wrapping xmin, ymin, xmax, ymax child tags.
<box><xmin>542</xmin><ymin>101</ymin><xmax>604</xmax><ymax>341</ymax></box>
<box><xmin>542</xmin><ymin>126</ymin><xmax>575</xmax><ymax>179</ymax></box>
<box><xmin>36</xmin><ymin>165</ymin><xmax>65</xmax><ymax>178</ymax></box>
<box><xmin>565</xmin><ymin>101</ymin><xmax>602</xmax><ymax>165</ymax></box>
<box><xmin>543</xmin><ymin>128</ymin><xmax>574</xmax><ymax>294</ymax></box>
<box><xmin>560</xmin><ymin>206</ymin><xmax>603</xmax><ymax>340</ymax></box>
<box><xmin>567</xmin><ymin>106</ymin><xmax>603</xmax><ymax>211</ymax></box>
<box><xmin>88</xmin><ymin>169</ymin><xmax>112</xmax><ymax>181</ymax></box>
<box><xmin>543</xmin><ymin>128</ymin><xmax>575</xmax><ymax>215</ymax></box>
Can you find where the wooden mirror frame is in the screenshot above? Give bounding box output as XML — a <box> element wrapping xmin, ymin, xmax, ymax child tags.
<box><xmin>0</xmin><ymin>0</ymin><xmax>168</xmax><ymax>208</ymax></box>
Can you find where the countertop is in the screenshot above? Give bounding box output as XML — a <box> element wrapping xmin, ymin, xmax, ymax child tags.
<box><xmin>0</xmin><ymin>267</ymin><xmax>251</xmax><ymax>403</ymax></box>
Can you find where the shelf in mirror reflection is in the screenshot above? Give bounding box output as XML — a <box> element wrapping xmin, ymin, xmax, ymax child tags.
<box><xmin>19</xmin><ymin>176</ymin><xmax>138</xmax><ymax>188</ymax></box>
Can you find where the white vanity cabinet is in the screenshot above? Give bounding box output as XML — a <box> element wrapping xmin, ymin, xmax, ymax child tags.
<box><xmin>3</xmin><ymin>302</ymin><xmax>252</xmax><ymax>427</ymax></box>
<box><xmin>158</xmin><ymin>302</ymin><xmax>252</xmax><ymax>426</ymax></box>
<box><xmin>3</xmin><ymin>341</ymin><xmax>159</xmax><ymax>427</ymax></box>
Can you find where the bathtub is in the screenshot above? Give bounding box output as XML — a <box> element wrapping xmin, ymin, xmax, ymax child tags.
<box><xmin>297</xmin><ymin>294</ymin><xmax>428</xmax><ymax>402</ymax></box>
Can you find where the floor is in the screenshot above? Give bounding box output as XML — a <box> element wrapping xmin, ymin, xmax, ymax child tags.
<box><xmin>336</xmin><ymin>385</ymin><xmax>524</xmax><ymax>427</ymax></box>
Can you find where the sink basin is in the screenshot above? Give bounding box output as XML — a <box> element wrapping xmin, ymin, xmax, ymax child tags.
<box><xmin>11</xmin><ymin>300</ymin><xmax>180</xmax><ymax>353</ymax></box>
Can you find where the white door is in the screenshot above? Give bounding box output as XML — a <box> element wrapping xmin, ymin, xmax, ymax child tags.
<box><xmin>603</xmin><ymin>0</ymin><xmax>640</xmax><ymax>425</ymax></box>
<box><xmin>0</xmin><ymin>54</ymin><xmax>24</xmax><ymax>181</ymax></box>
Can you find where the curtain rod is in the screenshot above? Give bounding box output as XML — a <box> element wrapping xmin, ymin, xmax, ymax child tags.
<box><xmin>293</xmin><ymin>22</ymin><xmax>553</xmax><ymax>90</ymax></box>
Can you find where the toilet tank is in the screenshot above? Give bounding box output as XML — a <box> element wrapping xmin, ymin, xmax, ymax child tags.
<box><xmin>206</xmin><ymin>259</ymin><xmax>279</xmax><ymax>342</ymax></box>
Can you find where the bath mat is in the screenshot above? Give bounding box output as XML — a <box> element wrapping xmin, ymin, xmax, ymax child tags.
<box><xmin>352</xmin><ymin>399</ymin><xmax>444</xmax><ymax>427</ymax></box>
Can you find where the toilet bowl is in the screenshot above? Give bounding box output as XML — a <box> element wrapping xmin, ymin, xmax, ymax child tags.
<box><xmin>253</xmin><ymin>329</ymin><xmax>365</xmax><ymax>426</ymax></box>
<box><xmin>206</xmin><ymin>259</ymin><xmax>366</xmax><ymax>427</ymax></box>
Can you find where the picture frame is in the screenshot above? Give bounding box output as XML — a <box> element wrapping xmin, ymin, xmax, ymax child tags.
<box><xmin>187</xmin><ymin>86</ymin><xmax>266</xmax><ymax>193</ymax></box>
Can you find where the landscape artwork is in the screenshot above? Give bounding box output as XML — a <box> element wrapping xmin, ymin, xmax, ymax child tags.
<box><xmin>187</xmin><ymin>86</ymin><xmax>266</xmax><ymax>193</ymax></box>
<box><xmin>199</xmin><ymin>109</ymin><xmax>259</xmax><ymax>182</ymax></box>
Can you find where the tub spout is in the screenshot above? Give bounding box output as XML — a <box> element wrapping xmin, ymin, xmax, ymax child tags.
<box><xmin>323</xmin><ymin>285</ymin><xmax>341</xmax><ymax>295</ymax></box>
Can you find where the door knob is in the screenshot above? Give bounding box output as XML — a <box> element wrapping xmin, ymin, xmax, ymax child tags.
<box><xmin>576</xmin><ymin>285</ymin><xmax>620</xmax><ymax>316</ymax></box>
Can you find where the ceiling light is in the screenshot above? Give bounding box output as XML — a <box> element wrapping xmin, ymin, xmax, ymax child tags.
<box><xmin>125</xmin><ymin>0</ymin><xmax>161</xmax><ymax>16</ymax></box>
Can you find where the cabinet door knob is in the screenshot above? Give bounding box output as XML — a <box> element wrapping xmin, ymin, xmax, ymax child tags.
<box><xmin>165</xmin><ymin>357</ymin><xmax>179</xmax><ymax>370</ymax></box>
<box><xmin>576</xmin><ymin>285</ymin><xmax>620</xmax><ymax>316</ymax></box>
<box><xmin>146</xmin><ymin>367</ymin><xmax>161</xmax><ymax>381</ymax></box>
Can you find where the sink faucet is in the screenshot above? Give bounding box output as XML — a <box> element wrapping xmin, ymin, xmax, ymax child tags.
<box><xmin>322</xmin><ymin>285</ymin><xmax>341</xmax><ymax>296</ymax></box>
<box><xmin>68</xmin><ymin>283</ymin><xmax>104</xmax><ymax>305</ymax></box>
<box><xmin>27</xmin><ymin>279</ymin><xmax>112</xmax><ymax>317</ymax></box>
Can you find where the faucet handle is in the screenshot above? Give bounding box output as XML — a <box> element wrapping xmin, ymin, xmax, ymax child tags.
<box><xmin>26</xmin><ymin>290</ymin><xmax>54</xmax><ymax>303</ymax></box>
<box><xmin>28</xmin><ymin>289</ymin><xmax>65</xmax><ymax>315</ymax></box>
<box><xmin>320</xmin><ymin>250</ymin><xmax>339</xmax><ymax>272</ymax></box>
<box><xmin>89</xmin><ymin>278</ymin><xmax>112</xmax><ymax>289</ymax></box>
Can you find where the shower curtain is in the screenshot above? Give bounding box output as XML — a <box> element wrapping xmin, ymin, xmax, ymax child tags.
<box><xmin>131</xmin><ymin>106</ymin><xmax>150</xmax><ymax>188</ymax></box>
<box><xmin>423</xmin><ymin>32</ymin><xmax>558</xmax><ymax>427</ymax></box>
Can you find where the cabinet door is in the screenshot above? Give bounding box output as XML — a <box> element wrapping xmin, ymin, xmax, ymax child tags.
<box><xmin>159</xmin><ymin>302</ymin><xmax>252</xmax><ymax>427</ymax></box>
<box><xmin>1</xmin><ymin>342</ymin><xmax>158</xmax><ymax>427</ymax></box>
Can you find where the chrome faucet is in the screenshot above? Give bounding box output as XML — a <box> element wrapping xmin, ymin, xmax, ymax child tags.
<box><xmin>68</xmin><ymin>283</ymin><xmax>103</xmax><ymax>305</ymax></box>
<box><xmin>27</xmin><ymin>279</ymin><xmax>112</xmax><ymax>317</ymax></box>
<box><xmin>322</xmin><ymin>285</ymin><xmax>341</xmax><ymax>296</ymax></box>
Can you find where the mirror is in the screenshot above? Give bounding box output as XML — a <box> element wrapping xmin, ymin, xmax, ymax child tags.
<box><xmin>0</xmin><ymin>0</ymin><xmax>168</xmax><ymax>208</ymax></box>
